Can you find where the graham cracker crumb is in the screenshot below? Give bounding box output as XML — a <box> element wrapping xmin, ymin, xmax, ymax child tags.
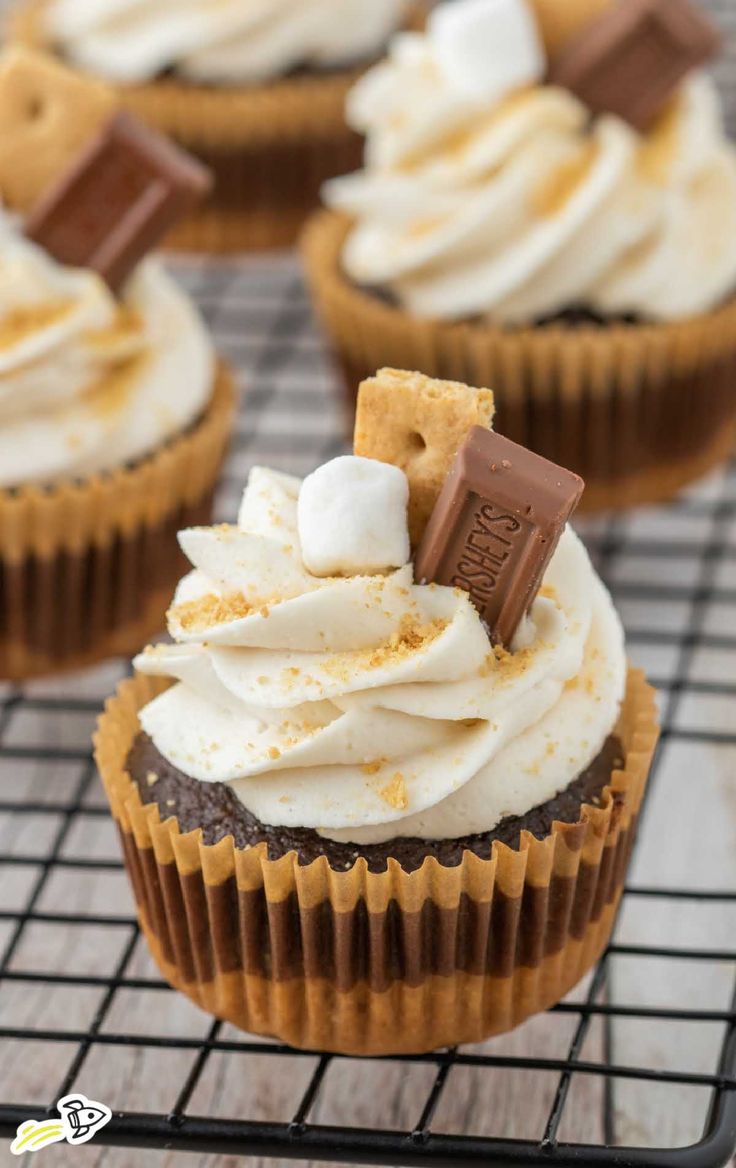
<box><xmin>379</xmin><ymin>772</ymin><xmax>409</xmax><ymax>811</ymax></box>
<box><xmin>322</xmin><ymin>617</ymin><xmax>446</xmax><ymax>682</ymax></box>
<box><xmin>539</xmin><ymin>584</ymin><xmax>559</xmax><ymax>602</ymax></box>
<box><xmin>170</xmin><ymin>592</ymin><xmax>254</xmax><ymax>632</ymax></box>
<box><xmin>0</xmin><ymin>301</ymin><xmax>74</xmax><ymax>350</ymax></box>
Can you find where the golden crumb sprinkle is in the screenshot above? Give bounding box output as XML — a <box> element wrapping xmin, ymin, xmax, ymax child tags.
<box><xmin>491</xmin><ymin>642</ymin><xmax>540</xmax><ymax>680</ymax></box>
<box><xmin>146</xmin><ymin>771</ymin><xmax>159</xmax><ymax>787</ymax></box>
<box><xmin>86</xmin><ymin>304</ymin><xmax>143</xmax><ymax>349</ymax></box>
<box><xmin>478</xmin><ymin>654</ymin><xmax>496</xmax><ymax>678</ymax></box>
<box><xmin>539</xmin><ymin>584</ymin><xmax>559</xmax><ymax>602</ymax></box>
<box><xmin>327</xmin><ymin>618</ymin><xmax>447</xmax><ymax>681</ymax></box>
<box><xmin>373</xmin><ymin>616</ymin><xmax>447</xmax><ymax>663</ymax></box>
<box><xmin>361</xmin><ymin>760</ymin><xmax>385</xmax><ymax>776</ymax></box>
<box><xmin>170</xmin><ymin>592</ymin><xmax>254</xmax><ymax>632</ymax></box>
<box><xmin>533</xmin><ymin>141</ymin><xmax>599</xmax><ymax>219</ymax></box>
<box><xmin>267</xmin><ymin>746</ymin><xmax>282</xmax><ymax>760</ymax></box>
<box><xmin>0</xmin><ymin>301</ymin><xmax>73</xmax><ymax>350</ymax></box>
<box><xmin>379</xmin><ymin>772</ymin><xmax>409</xmax><ymax>811</ymax></box>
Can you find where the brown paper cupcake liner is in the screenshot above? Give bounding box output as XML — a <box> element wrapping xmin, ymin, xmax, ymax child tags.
<box><xmin>302</xmin><ymin>210</ymin><xmax>736</xmax><ymax>511</ymax></box>
<box><xmin>0</xmin><ymin>362</ymin><xmax>235</xmax><ymax>680</ymax></box>
<box><xmin>13</xmin><ymin>3</ymin><xmax>424</xmax><ymax>252</ymax></box>
<box><xmin>95</xmin><ymin>668</ymin><xmax>658</xmax><ymax>1055</ymax></box>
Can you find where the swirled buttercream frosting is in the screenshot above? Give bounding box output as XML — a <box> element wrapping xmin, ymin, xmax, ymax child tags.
<box><xmin>324</xmin><ymin>3</ymin><xmax>736</xmax><ymax>323</ymax></box>
<box><xmin>44</xmin><ymin>0</ymin><xmax>411</xmax><ymax>86</ymax></box>
<box><xmin>0</xmin><ymin>210</ymin><xmax>214</xmax><ymax>489</ymax></box>
<box><xmin>135</xmin><ymin>462</ymin><xmax>626</xmax><ymax>845</ymax></box>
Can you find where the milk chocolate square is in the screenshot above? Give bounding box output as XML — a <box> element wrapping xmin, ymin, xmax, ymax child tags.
<box><xmin>25</xmin><ymin>111</ymin><xmax>212</xmax><ymax>292</ymax></box>
<box><xmin>549</xmin><ymin>0</ymin><xmax>721</xmax><ymax>131</ymax></box>
<box><xmin>414</xmin><ymin>428</ymin><xmax>584</xmax><ymax>647</ymax></box>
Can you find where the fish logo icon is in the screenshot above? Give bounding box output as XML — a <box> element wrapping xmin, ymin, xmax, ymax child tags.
<box><xmin>11</xmin><ymin>1093</ymin><xmax>111</xmax><ymax>1155</ymax></box>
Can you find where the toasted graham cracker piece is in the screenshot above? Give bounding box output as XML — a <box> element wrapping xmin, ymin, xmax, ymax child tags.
<box><xmin>354</xmin><ymin>368</ymin><xmax>495</xmax><ymax>547</ymax></box>
<box><xmin>530</xmin><ymin>0</ymin><xmax>615</xmax><ymax>56</ymax></box>
<box><xmin>0</xmin><ymin>48</ymin><xmax>116</xmax><ymax>213</ymax></box>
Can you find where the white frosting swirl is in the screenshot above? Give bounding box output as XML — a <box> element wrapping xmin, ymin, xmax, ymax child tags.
<box><xmin>44</xmin><ymin>0</ymin><xmax>410</xmax><ymax>86</ymax></box>
<box><xmin>325</xmin><ymin>22</ymin><xmax>736</xmax><ymax>323</ymax></box>
<box><xmin>135</xmin><ymin>464</ymin><xmax>626</xmax><ymax>844</ymax></box>
<box><xmin>0</xmin><ymin>212</ymin><xmax>214</xmax><ymax>489</ymax></box>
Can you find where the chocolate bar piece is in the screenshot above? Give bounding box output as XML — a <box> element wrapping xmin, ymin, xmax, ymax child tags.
<box><xmin>25</xmin><ymin>112</ymin><xmax>212</xmax><ymax>292</ymax></box>
<box><xmin>414</xmin><ymin>428</ymin><xmax>584</xmax><ymax>648</ymax></box>
<box><xmin>548</xmin><ymin>0</ymin><xmax>721</xmax><ymax>131</ymax></box>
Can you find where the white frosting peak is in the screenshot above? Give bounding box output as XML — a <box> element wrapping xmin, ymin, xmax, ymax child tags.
<box><xmin>136</xmin><ymin>464</ymin><xmax>626</xmax><ymax>844</ymax></box>
<box><xmin>0</xmin><ymin>210</ymin><xmax>214</xmax><ymax>488</ymax></box>
<box><xmin>45</xmin><ymin>0</ymin><xmax>411</xmax><ymax>86</ymax></box>
<box><xmin>326</xmin><ymin>0</ymin><xmax>736</xmax><ymax>324</ymax></box>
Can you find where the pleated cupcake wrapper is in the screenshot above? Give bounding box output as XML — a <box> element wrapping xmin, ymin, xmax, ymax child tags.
<box><xmin>0</xmin><ymin>363</ymin><xmax>235</xmax><ymax>680</ymax></box>
<box><xmin>118</xmin><ymin>68</ymin><xmax>369</xmax><ymax>252</ymax></box>
<box><xmin>13</xmin><ymin>3</ymin><xmax>425</xmax><ymax>251</ymax></box>
<box><xmin>302</xmin><ymin>210</ymin><xmax>736</xmax><ymax>511</ymax></box>
<box><xmin>95</xmin><ymin>668</ymin><xmax>658</xmax><ymax>1055</ymax></box>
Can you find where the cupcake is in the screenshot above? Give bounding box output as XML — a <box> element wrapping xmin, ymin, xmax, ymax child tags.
<box><xmin>96</xmin><ymin>367</ymin><xmax>658</xmax><ymax>1056</ymax></box>
<box><xmin>302</xmin><ymin>0</ymin><xmax>736</xmax><ymax>511</ymax></box>
<box><xmin>0</xmin><ymin>110</ymin><xmax>235</xmax><ymax>680</ymax></box>
<box><xmin>12</xmin><ymin>0</ymin><xmax>422</xmax><ymax>252</ymax></box>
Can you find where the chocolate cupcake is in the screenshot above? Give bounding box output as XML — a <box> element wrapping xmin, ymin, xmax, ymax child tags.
<box><xmin>0</xmin><ymin>110</ymin><xmax>235</xmax><ymax>679</ymax></box>
<box><xmin>12</xmin><ymin>0</ymin><xmax>423</xmax><ymax>252</ymax></box>
<box><xmin>302</xmin><ymin>0</ymin><xmax>736</xmax><ymax>510</ymax></box>
<box><xmin>96</xmin><ymin>368</ymin><xmax>658</xmax><ymax>1055</ymax></box>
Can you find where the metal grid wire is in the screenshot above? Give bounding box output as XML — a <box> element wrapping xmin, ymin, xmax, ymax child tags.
<box><xmin>0</xmin><ymin>257</ymin><xmax>734</xmax><ymax>1166</ymax></box>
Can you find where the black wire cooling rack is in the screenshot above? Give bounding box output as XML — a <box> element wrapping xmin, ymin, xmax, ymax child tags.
<box><xmin>0</xmin><ymin>260</ymin><xmax>735</xmax><ymax>1166</ymax></box>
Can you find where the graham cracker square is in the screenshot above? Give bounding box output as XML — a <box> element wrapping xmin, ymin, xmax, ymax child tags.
<box><xmin>0</xmin><ymin>48</ymin><xmax>116</xmax><ymax>213</ymax></box>
<box><xmin>354</xmin><ymin>368</ymin><xmax>495</xmax><ymax>546</ymax></box>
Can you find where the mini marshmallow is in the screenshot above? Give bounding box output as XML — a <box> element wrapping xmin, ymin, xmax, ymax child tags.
<box><xmin>298</xmin><ymin>456</ymin><xmax>410</xmax><ymax>578</ymax></box>
<box><xmin>429</xmin><ymin>0</ymin><xmax>544</xmax><ymax>104</ymax></box>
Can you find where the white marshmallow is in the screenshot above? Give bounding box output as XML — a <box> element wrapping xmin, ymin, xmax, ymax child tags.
<box><xmin>298</xmin><ymin>456</ymin><xmax>410</xmax><ymax>578</ymax></box>
<box><xmin>428</xmin><ymin>0</ymin><xmax>544</xmax><ymax>104</ymax></box>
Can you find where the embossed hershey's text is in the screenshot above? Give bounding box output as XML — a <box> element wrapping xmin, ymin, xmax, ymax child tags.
<box><xmin>450</xmin><ymin>500</ymin><xmax>526</xmax><ymax>604</ymax></box>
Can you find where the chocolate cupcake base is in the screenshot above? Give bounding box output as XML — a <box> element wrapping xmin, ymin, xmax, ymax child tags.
<box><xmin>129</xmin><ymin>731</ymin><xmax>624</xmax><ymax>873</ymax></box>
<box><xmin>0</xmin><ymin>363</ymin><xmax>235</xmax><ymax>680</ymax></box>
<box><xmin>96</xmin><ymin>670</ymin><xmax>658</xmax><ymax>1055</ymax></box>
